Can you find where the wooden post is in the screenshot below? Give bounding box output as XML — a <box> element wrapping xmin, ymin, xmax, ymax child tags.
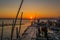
<box><xmin>1</xmin><ymin>20</ymin><xmax>4</xmax><ymax>40</ymax></box>
<box><xmin>11</xmin><ymin>19</ymin><xmax>14</xmax><ymax>40</ymax></box>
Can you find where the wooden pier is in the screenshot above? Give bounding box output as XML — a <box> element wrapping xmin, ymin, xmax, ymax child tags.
<box><xmin>21</xmin><ymin>24</ymin><xmax>37</xmax><ymax>40</ymax></box>
<box><xmin>19</xmin><ymin>21</ymin><xmax>60</xmax><ymax>40</ymax></box>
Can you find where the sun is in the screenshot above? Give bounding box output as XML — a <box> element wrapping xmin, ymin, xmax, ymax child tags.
<box><xmin>30</xmin><ymin>16</ymin><xmax>33</xmax><ymax>19</ymax></box>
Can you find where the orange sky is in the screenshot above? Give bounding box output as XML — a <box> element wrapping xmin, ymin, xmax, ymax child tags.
<box><xmin>0</xmin><ymin>0</ymin><xmax>60</xmax><ymax>18</ymax></box>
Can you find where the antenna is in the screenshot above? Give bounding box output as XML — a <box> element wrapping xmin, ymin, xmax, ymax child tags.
<box><xmin>11</xmin><ymin>0</ymin><xmax>24</xmax><ymax>40</ymax></box>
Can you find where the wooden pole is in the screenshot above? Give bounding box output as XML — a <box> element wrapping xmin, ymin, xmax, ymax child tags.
<box><xmin>11</xmin><ymin>0</ymin><xmax>24</xmax><ymax>40</ymax></box>
<box><xmin>1</xmin><ymin>20</ymin><xmax>4</xmax><ymax>40</ymax></box>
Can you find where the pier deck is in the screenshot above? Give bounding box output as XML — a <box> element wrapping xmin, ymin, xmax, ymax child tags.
<box><xmin>21</xmin><ymin>24</ymin><xmax>37</xmax><ymax>40</ymax></box>
<box><xmin>20</xmin><ymin>23</ymin><xmax>60</xmax><ymax>40</ymax></box>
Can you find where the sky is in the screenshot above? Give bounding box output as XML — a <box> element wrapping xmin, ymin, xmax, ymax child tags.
<box><xmin>0</xmin><ymin>0</ymin><xmax>60</xmax><ymax>18</ymax></box>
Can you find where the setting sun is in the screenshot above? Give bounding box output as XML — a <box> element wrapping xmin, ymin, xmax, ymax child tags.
<box><xmin>30</xmin><ymin>17</ymin><xmax>33</xmax><ymax>19</ymax></box>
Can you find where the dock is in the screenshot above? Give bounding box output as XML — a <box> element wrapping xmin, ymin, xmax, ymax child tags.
<box><xmin>21</xmin><ymin>24</ymin><xmax>37</xmax><ymax>40</ymax></box>
<box><xmin>19</xmin><ymin>21</ymin><xmax>60</xmax><ymax>40</ymax></box>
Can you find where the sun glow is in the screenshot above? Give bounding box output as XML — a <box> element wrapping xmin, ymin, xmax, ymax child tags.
<box><xmin>30</xmin><ymin>16</ymin><xmax>33</xmax><ymax>19</ymax></box>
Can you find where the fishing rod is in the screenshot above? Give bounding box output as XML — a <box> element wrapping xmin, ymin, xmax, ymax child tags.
<box><xmin>19</xmin><ymin>12</ymin><xmax>23</xmax><ymax>37</ymax></box>
<box><xmin>11</xmin><ymin>0</ymin><xmax>24</xmax><ymax>40</ymax></box>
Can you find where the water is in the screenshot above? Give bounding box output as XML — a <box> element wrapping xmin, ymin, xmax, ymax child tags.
<box><xmin>0</xmin><ymin>19</ymin><xmax>31</xmax><ymax>39</ymax></box>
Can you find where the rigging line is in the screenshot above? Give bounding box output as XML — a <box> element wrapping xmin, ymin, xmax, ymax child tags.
<box><xmin>11</xmin><ymin>0</ymin><xmax>24</xmax><ymax>40</ymax></box>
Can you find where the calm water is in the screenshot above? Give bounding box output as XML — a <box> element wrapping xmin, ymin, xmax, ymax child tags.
<box><xmin>0</xmin><ymin>19</ymin><xmax>31</xmax><ymax>39</ymax></box>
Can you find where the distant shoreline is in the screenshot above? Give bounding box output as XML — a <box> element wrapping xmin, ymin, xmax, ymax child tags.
<box><xmin>0</xmin><ymin>18</ymin><xmax>60</xmax><ymax>20</ymax></box>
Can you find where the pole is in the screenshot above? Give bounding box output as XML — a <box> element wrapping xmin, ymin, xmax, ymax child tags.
<box><xmin>11</xmin><ymin>0</ymin><xmax>24</xmax><ymax>40</ymax></box>
<box><xmin>19</xmin><ymin>12</ymin><xmax>23</xmax><ymax>37</ymax></box>
<box><xmin>1</xmin><ymin>20</ymin><xmax>4</xmax><ymax>40</ymax></box>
